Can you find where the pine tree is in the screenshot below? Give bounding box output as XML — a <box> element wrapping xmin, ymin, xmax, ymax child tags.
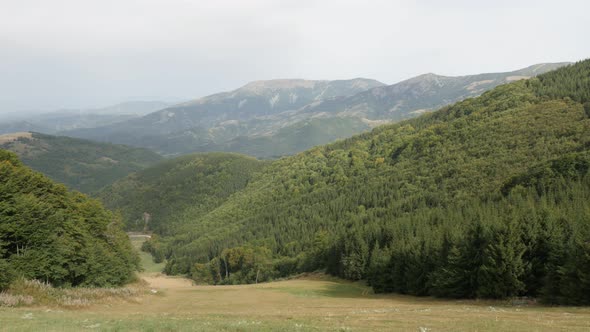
<box><xmin>558</xmin><ymin>235</ymin><xmax>590</xmax><ymax>305</ymax></box>
<box><xmin>367</xmin><ymin>242</ymin><xmax>392</xmax><ymax>293</ymax></box>
<box><xmin>340</xmin><ymin>231</ymin><xmax>369</xmax><ymax>280</ymax></box>
<box><xmin>430</xmin><ymin>221</ymin><xmax>488</xmax><ymax>298</ymax></box>
<box><xmin>541</xmin><ymin>219</ymin><xmax>568</xmax><ymax>304</ymax></box>
<box><xmin>476</xmin><ymin>221</ymin><xmax>526</xmax><ymax>298</ymax></box>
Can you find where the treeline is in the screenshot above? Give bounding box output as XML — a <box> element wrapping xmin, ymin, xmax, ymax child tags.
<box><xmin>529</xmin><ymin>59</ymin><xmax>590</xmax><ymax>104</ymax></box>
<box><xmin>0</xmin><ymin>150</ymin><xmax>139</xmax><ymax>290</ymax></box>
<box><xmin>137</xmin><ymin>60</ymin><xmax>590</xmax><ymax>304</ymax></box>
<box><xmin>349</xmin><ymin>166</ymin><xmax>590</xmax><ymax>303</ymax></box>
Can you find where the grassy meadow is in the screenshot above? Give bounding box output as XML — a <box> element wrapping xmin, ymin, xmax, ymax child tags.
<box><xmin>1</xmin><ymin>239</ymin><xmax>590</xmax><ymax>331</ymax></box>
<box><xmin>130</xmin><ymin>236</ymin><xmax>166</xmax><ymax>274</ymax></box>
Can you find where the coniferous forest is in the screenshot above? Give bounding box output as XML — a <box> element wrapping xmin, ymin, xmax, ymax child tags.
<box><xmin>107</xmin><ymin>60</ymin><xmax>590</xmax><ymax>304</ymax></box>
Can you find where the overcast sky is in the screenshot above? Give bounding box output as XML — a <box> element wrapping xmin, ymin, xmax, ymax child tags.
<box><xmin>0</xmin><ymin>0</ymin><xmax>588</xmax><ymax>112</ymax></box>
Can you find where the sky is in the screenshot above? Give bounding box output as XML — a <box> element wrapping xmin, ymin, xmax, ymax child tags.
<box><xmin>0</xmin><ymin>0</ymin><xmax>589</xmax><ymax>112</ymax></box>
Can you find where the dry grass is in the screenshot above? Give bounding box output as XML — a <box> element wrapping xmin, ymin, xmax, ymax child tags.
<box><xmin>0</xmin><ymin>293</ymin><xmax>34</xmax><ymax>307</ymax></box>
<box><xmin>2</xmin><ymin>240</ymin><xmax>589</xmax><ymax>331</ymax></box>
<box><xmin>506</xmin><ymin>75</ymin><xmax>531</xmax><ymax>81</ymax></box>
<box><xmin>1</xmin><ymin>274</ymin><xmax>590</xmax><ymax>331</ymax></box>
<box><xmin>1</xmin><ymin>279</ymin><xmax>147</xmax><ymax>309</ymax></box>
<box><xmin>0</xmin><ymin>132</ymin><xmax>32</xmax><ymax>145</ymax></box>
<box><xmin>465</xmin><ymin>79</ymin><xmax>495</xmax><ymax>91</ymax></box>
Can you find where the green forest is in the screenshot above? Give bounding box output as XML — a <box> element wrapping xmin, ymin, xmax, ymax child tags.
<box><xmin>0</xmin><ymin>133</ymin><xmax>163</xmax><ymax>193</ymax></box>
<box><xmin>98</xmin><ymin>152</ymin><xmax>268</xmax><ymax>234</ymax></box>
<box><xmin>211</xmin><ymin>117</ymin><xmax>372</xmax><ymax>159</ymax></box>
<box><xmin>0</xmin><ymin>150</ymin><xmax>139</xmax><ymax>290</ymax></box>
<box><xmin>109</xmin><ymin>60</ymin><xmax>589</xmax><ymax>304</ymax></box>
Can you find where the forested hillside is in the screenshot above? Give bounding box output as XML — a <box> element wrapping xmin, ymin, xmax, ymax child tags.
<box><xmin>99</xmin><ymin>153</ymin><xmax>268</xmax><ymax>234</ymax></box>
<box><xmin>0</xmin><ymin>132</ymin><xmax>163</xmax><ymax>193</ymax></box>
<box><xmin>141</xmin><ymin>60</ymin><xmax>590</xmax><ymax>304</ymax></box>
<box><xmin>211</xmin><ymin>117</ymin><xmax>371</xmax><ymax>158</ymax></box>
<box><xmin>0</xmin><ymin>150</ymin><xmax>139</xmax><ymax>290</ymax></box>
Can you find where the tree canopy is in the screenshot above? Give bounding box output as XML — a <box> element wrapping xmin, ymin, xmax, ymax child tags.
<box><xmin>0</xmin><ymin>150</ymin><xmax>139</xmax><ymax>289</ymax></box>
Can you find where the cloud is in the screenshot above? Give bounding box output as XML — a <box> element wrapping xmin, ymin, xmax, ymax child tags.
<box><xmin>0</xmin><ymin>0</ymin><xmax>588</xmax><ymax>111</ymax></box>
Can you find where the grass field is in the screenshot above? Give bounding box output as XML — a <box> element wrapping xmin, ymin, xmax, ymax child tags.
<box><xmin>130</xmin><ymin>237</ymin><xmax>166</xmax><ymax>274</ymax></box>
<box><xmin>1</xmin><ymin>240</ymin><xmax>590</xmax><ymax>331</ymax></box>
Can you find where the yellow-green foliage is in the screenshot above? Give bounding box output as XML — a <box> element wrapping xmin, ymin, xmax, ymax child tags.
<box><xmin>0</xmin><ymin>279</ymin><xmax>143</xmax><ymax>308</ymax></box>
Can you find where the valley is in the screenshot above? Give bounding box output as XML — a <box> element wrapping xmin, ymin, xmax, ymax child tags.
<box><xmin>1</xmin><ymin>2</ymin><xmax>589</xmax><ymax>329</ymax></box>
<box><xmin>2</xmin><ymin>61</ymin><xmax>588</xmax><ymax>311</ymax></box>
<box><xmin>111</xmin><ymin>60</ymin><xmax>590</xmax><ymax>304</ymax></box>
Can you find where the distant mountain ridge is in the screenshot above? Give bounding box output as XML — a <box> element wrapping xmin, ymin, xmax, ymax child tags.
<box><xmin>64</xmin><ymin>78</ymin><xmax>385</xmax><ymax>143</ymax></box>
<box><xmin>296</xmin><ymin>62</ymin><xmax>572</xmax><ymax>122</ymax></box>
<box><xmin>0</xmin><ymin>101</ymin><xmax>171</xmax><ymax>135</ymax></box>
<box><xmin>64</xmin><ymin>63</ymin><xmax>570</xmax><ymax>157</ymax></box>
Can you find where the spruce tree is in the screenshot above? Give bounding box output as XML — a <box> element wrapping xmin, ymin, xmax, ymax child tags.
<box><xmin>476</xmin><ymin>222</ymin><xmax>526</xmax><ymax>298</ymax></box>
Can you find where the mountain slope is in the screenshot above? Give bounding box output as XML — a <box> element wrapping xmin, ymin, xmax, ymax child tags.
<box><xmin>139</xmin><ymin>60</ymin><xmax>590</xmax><ymax>303</ymax></box>
<box><xmin>296</xmin><ymin>62</ymin><xmax>571</xmax><ymax>121</ymax></box>
<box><xmin>0</xmin><ymin>132</ymin><xmax>164</xmax><ymax>193</ymax></box>
<box><xmin>0</xmin><ymin>150</ymin><xmax>139</xmax><ymax>289</ymax></box>
<box><xmin>99</xmin><ymin>153</ymin><xmax>268</xmax><ymax>233</ymax></box>
<box><xmin>209</xmin><ymin>117</ymin><xmax>371</xmax><ymax>158</ymax></box>
<box><xmin>88</xmin><ymin>101</ymin><xmax>171</xmax><ymax>115</ymax></box>
<box><xmin>64</xmin><ymin>78</ymin><xmax>384</xmax><ymax>147</ymax></box>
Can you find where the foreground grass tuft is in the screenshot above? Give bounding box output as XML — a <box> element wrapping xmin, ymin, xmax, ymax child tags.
<box><xmin>0</xmin><ymin>293</ymin><xmax>34</xmax><ymax>307</ymax></box>
<box><xmin>0</xmin><ymin>279</ymin><xmax>147</xmax><ymax>308</ymax></box>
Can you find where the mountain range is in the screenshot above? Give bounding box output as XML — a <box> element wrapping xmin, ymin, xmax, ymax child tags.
<box><xmin>101</xmin><ymin>59</ymin><xmax>590</xmax><ymax>302</ymax></box>
<box><xmin>63</xmin><ymin>79</ymin><xmax>384</xmax><ymax>153</ymax></box>
<box><xmin>64</xmin><ymin>63</ymin><xmax>569</xmax><ymax>158</ymax></box>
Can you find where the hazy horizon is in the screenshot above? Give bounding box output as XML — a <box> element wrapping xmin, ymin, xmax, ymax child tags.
<box><xmin>1</xmin><ymin>0</ymin><xmax>589</xmax><ymax>113</ymax></box>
